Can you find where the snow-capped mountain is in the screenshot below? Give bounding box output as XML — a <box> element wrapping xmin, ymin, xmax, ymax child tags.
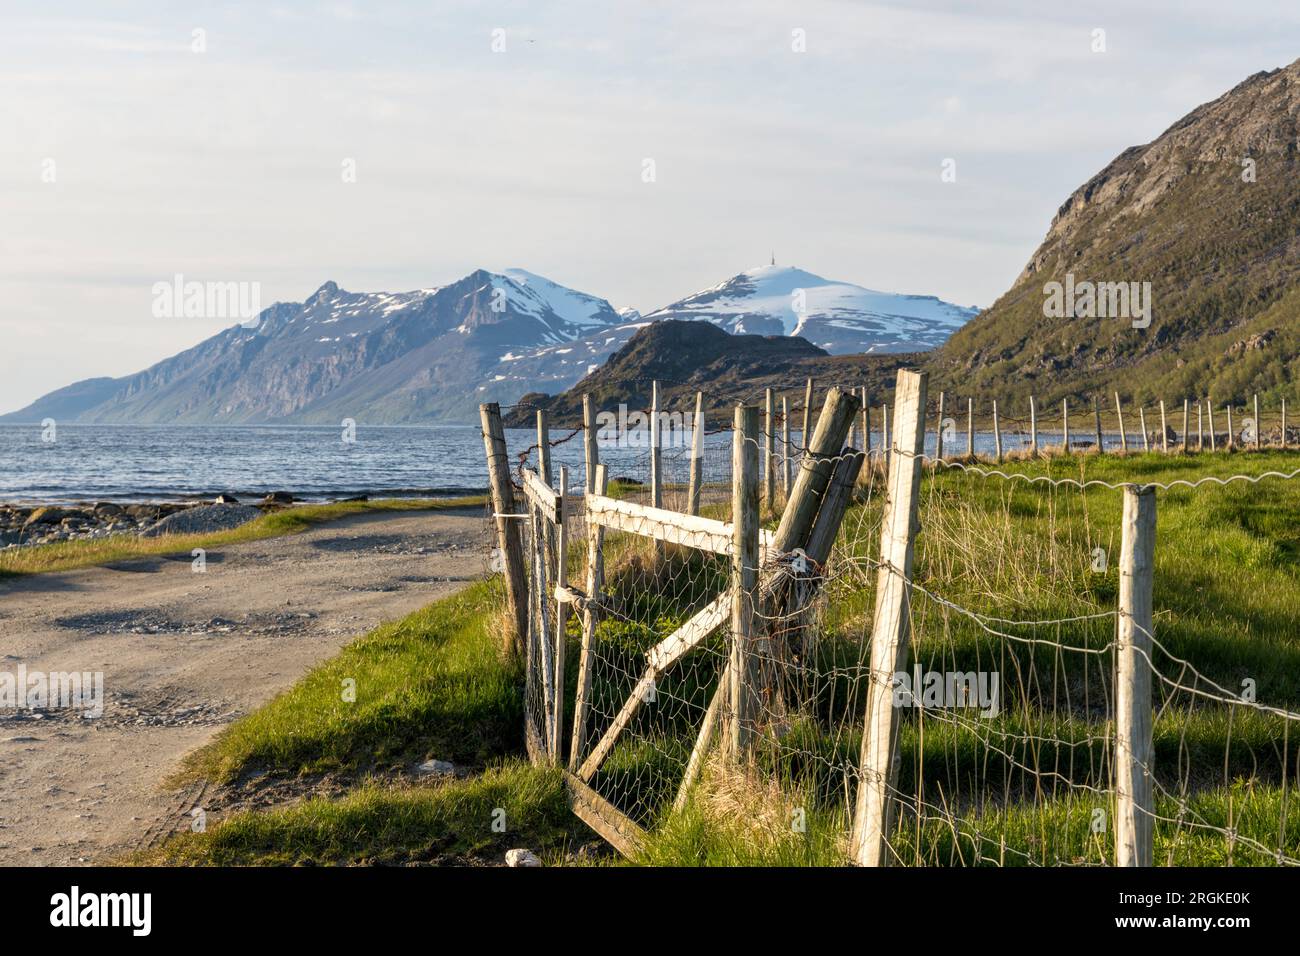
<box><xmin>3</xmin><ymin>264</ymin><xmax>977</xmax><ymax>425</ymax></box>
<box><xmin>643</xmin><ymin>264</ymin><xmax>977</xmax><ymax>354</ymax></box>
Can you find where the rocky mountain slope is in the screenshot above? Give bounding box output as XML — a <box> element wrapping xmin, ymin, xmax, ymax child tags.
<box><xmin>930</xmin><ymin>57</ymin><xmax>1300</xmax><ymax>410</ymax></box>
<box><xmin>505</xmin><ymin>320</ymin><xmax>914</xmax><ymax>428</ymax></box>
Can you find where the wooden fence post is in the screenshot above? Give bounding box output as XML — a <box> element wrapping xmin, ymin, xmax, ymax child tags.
<box><xmin>583</xmin><ymin>394</ymin><xmax>599</xmax><ymax>494</ymax></box>
<box><xmin>861</xmin><ymin>386</ymin><xmax>871</xmax><ymax>458</ymax></box>
<box><xmin>1226</xmin><ymin>403</ymin><xmax>1235</xmax><ymax>449</ymax></box>
<box><xmin>1197</xmin><ymin>401</ymin><xmax>1203</xmax><ymax>451</ymax></box>
<box><xmin>1062</xmin><ymin>398</ymin><xmax>1070</xmax><ymax>453</ymax></box>
<box><xmin>687</xmin><ymin>391</ymin><xmax>704</xmax><ymax>516</ymax></box>
<box><xmin>1094</xmin><ymin>397</ymin><xmax>1105</xmax><ymax>454</ymax></box>
<box><xmin>729</xmin><ymin>405</ymin><xmax>760</xmax><ymax>760</ymax></box>
<box><xmin>992</xmin><ymin>400</ymin><xmax>1003</xmax><ymax>462</ymax></box>
<box><xmin>935</xmin><ymin>390</ymin><xmax>947</xmax><ymax>462</ymax></box>
<box><xmin>1283</xmin><ymin>399</ymin><xmax>1289</xmax><ymax>449</ymax></box>
<box><xmin>764</xmin><ymin>388</ymin><xmax>776</xmax><ymax>514</ymax></box>
<box><xmin>882</xmin><ymin>403</ymin><xmax>891</xmax><ymax>470</ymax></box>
<box><xmin>771</xmin><ymin>386</ymin><xmax>862</xmax><ymax>554</ymax></box>
<box><xmin>570</xmin><ymin>463</ymin><xmax>607</xmax><ymax>770</ymax></box>
<box><xmin>1029</xmin><ymin>396</ymin><xmax>1038</xmax><ymax>457</ymax></box>
<box><xmin>551</xmin><ymin>466</ymin><xmax>570</xmax><ymax>764</ymax></box>
<box><xmin>781</xmin><ymin>395</ymin><xmax>792</xmax><ymax>503</ymax></box>
<box><xmin>1139</xmin><ymin>407</ymin><xmax>1149</xmax><ymax>452</ymax></box>
<box><xmin>1254</xmin><ymin>394</ymin><xmax>1261</xmax><ymax>451</ymax></box>
<box><xmin>850</xmin><ymin>369</ymin><xmax>928</xmax><ymax>866</ymax></box>
<box><xmin>1182</xmin><ymin>399</ymin><xmax>1190</xmax><ymax>454</ymax></box>
<box><xmin>1207</xmin><ymin>399</ymin><xmax>1217</xmax><ymax>452</ymax></box>
<box><xmin>1115</xmin><ymin>392</ymin><xmax>1128</xmax><ymax>454</ymax></box>
<box><xmin>651</xmin><ymin>382</ymin><xmax>664</xmax><ymax>559</ymax></box>
<box><xmin>802</xmin><ymin>378</ymin><xmax>814</xmax><ymax>459</ymax></box>
<box><xmin>1116</xmin><ymin>484</ymin><xmax>1156</xmax><ymax>867</ymax></box>
<box><xmin>537</xmin><ymin>410</ymin><xmax>552</xmax><ymax>485</ymax></box>
<box><xmin>480</xmin><ymin>403</ymin><xmax>529</xmax><ymax>658</ymax></box>
<box><xmin>965</xmin><ymin>397</ymin><xmax>973</xmax><ymax>457</ymax></box>
<box><xmin>1160</xmin><ymin>400</ymin><xmax>1168</xmax><ymax>454</ymax></box>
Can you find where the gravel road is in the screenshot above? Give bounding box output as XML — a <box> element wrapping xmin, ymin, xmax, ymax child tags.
<box><xmin>0</xmin><ymin>507</ymin><xmax>488</xmax><ymax>865</ymax></box>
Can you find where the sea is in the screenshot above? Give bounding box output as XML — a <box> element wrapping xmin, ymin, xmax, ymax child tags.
<box><xmin>0</xmin><ymin>422</ymin><xmax>1057</xmax><ymax>504</ymax></box>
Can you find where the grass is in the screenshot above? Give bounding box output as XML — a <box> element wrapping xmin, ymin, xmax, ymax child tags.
<box><xmin>0</xmin><ymin>495</ymin><xmax>487</xmax><ymax>578</ymax></box>
<box><xmin>175</xmin><ymin>579</ymin><xmax>519</xmax><ymax>785</ymax></box>
<box><xmin>135</xmin><ymin>761</ymin><xmax>585</xmax><ymax>866</ymax></box>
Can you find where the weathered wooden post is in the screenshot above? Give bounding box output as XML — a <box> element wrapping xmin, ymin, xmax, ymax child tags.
<box><xmin>1254</xmin><ymin>394</ymin><xmax>1261</xmax><ymax>450</ymax></box>
<box><xmin>850</xmin><ymin>369</ymin><xmax>928</xmax><ymax>866</ymax></box>
<box><xmin>881</xmin><ymin>402</ymin><xmax>891</xmax><ymax>470</ymax></box>
<box><xmin>1062</xmin><ymin>398</ymin><xmax>1070</xmax><ymax>453</ymax></box>
<box><xmin>967</xmin><ymin>397</ymin><xmax>974</xmax><ymax>457</ymax></box>
<box><xmin>781</xmin><ymin>395</ymin><xmax>792</xmax><ymax>503</ymax></box>
<box><xmin>802</xmin><ymin>378</ymin><xmax>815</xmax><ymax>459</ymax></box>
<box><xmin>570</xmin><ymin>463</ymin><xmax>607</xmax><ymax>770</ymax></box>
<box><xmin>1207</xmin><ymin>400</ymin><xmax>1217</xmax><ymax>452</ymax></box>
<box><xmin>771</xmin><ymin>387</ymin><xmax>861</xmax><ymax>554</ymax></box>
<box><xmin>480</xmin><ymin>403</ymin><xmax>529</xmax><ymax>657</ymax></box>
<box><xmin>1160</xmin><ymin>400</ymin><xmax>1168</xmax><ymax>454</ymax></box>
<box><xmin>1029</xmin><ymin>395</ymin><xmax>1038</xmax><ymax>457</ymax></box>
<box><xmin>861</xmin><ymin>386</ymin><xmax>872</xmax><ymax>458</ymax></box>
<box><xmin>1182</xmin><ymin>399</ymin><xmax>1190</xmax><ymax>454</ymax></box>
<box><xmin>992</xmin><ymin>400</ymin><xmax>1003</xmax><ymax>462</ymax></box>
<box><xmin>1226</xmin><ymin>403</ymin><xmax>1235</xmax><ymax>449</ymax></box>
<box><xmin>1115</xmin><ymin>392</ymin><xmax>1128</xmax><ymax>453</ymax></box>
<box><xmin>1197</xmin><ymin>401</ymin><xmax>1204</xmax><ymax>451</ymax></box>
<box><xmin>764</xmin><ymin>388</ymin><xmax>776</xmax><ymax>513</ymax></box>
<box><xmin>687</xmin><ymin>391</ymin><xmax>704</xmax><ymax>516</ymax></box>
<box><xmin>583</xmin><ymin>394</ymin><xmax>599</xmax><ymax>494</ymax></box>
<box><xmin>551</xmin><ymin>465</ymin><xmax>570</xmax><ymax>764</ymax></box>
<box><xmin>729</xmin><ymin>405</ymin><xmax>761</xmax><ymax>760</ymax></box>
<box><xmin>651</xmin><ymin>382</ymin><xmax>664</xmax><ymax>560</ymax></box>
<box><xmin>1139</xmin><ymin>407</ymin><xmax>1149</xmax><ymax>452</ymax></box>
<box><xmin>537</xmin><ymin>410</ymin><xmax>553</xmax><ymax>485</ymax></box>
<box><xmin>935</xmin><ymin>390</ymin><xmax>947</xmax><ymax>462</ymax></box>
<box><xmin>1115</xmin><ymin>484</ymin><xmax>1156</xmax><ymax>867</ymax></box>
<box><xmin>1094</xmin><ymin>397</ymin><xmax>1105</xmax><ymax>454</ymax></box>
<box><xmin>1283</xmin><ymin>399</ymin><xmax>1289</xmax><ymax>449</ymax></box>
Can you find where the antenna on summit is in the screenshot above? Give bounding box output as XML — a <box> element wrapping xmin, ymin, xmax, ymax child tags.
<box><xmin>770</xmin><ymin>250</ymin><xmax>775</xmax><ymax>266</ymax></box>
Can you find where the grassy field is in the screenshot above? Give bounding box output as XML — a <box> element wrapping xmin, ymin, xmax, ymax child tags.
<box><xmin>137</xmin><ymin>449</ymin><xmax>1300</xmax><ymax>866</ymax></box>
<box><xmin>0</xmin><ymin>495</ymin><xmax>486</xmax><ymax>578</ymax></box>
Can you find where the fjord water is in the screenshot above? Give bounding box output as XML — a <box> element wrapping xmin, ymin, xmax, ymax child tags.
<box><xmin>0</xmin><ymin>422</ymin><xmax>1052</xmax><ymax>503</ymax></box>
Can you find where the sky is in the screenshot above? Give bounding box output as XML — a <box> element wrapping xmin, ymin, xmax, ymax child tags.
<box><xmin>1</xmin><ymin>0</ymin><xmax>1298</xmax><ymax>413</ymax></box>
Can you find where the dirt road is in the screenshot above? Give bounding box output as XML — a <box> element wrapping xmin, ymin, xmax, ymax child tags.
<box><xmin>0</xmin><ymin>507</ymin><xmax>487</xmax><ymax>865</ymax></box>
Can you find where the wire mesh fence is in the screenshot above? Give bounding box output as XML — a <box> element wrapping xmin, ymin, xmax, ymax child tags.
<box><xmin>486</xmin><ymin>376</ymin><xmax>1300</xmax><ymax>866</ymax></box>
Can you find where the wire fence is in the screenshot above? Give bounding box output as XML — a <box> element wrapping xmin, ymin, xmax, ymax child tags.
<box><xmin>487</xmin><ymin>378</ymin><xmax>1300</xmax><ymax>865</ymax></box>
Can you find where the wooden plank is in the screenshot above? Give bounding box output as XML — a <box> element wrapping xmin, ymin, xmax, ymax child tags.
<box><xmin>851</xmin><ymin>369</ymin><xmax>928</xmax><ymax>867</ymax></box>
<box><xmin>577</xmin><ymin>669</ymin><xmax>657</xmax><ymax>781</ymax></box>
<box><xmin>1115</xmin><ymin>485</ymin><xmax>1156</xmax><ymax>867</ymax></box>
<box><xmin>584</xmin><ymin>493</ymin><xmax>775</xmax><ymax>557</ymax></box>
<box><xmin>645</xmin><ymin>593</ymin><xmax>730</xmax><ymax>673</ymax></box>
<box><xmin>564</xmin><ymin>771</ymin><xmax>647</xmax><ymax>859</ymax></box>
<box><xmin>672</xmin><ymin>668</ymin><xmax>727</xmax><ymax>812</ymax></box>
<box><xmin>522</xmin><ymin>467</ymin><xmax>560</xmax><ymax>523</ymax></box>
